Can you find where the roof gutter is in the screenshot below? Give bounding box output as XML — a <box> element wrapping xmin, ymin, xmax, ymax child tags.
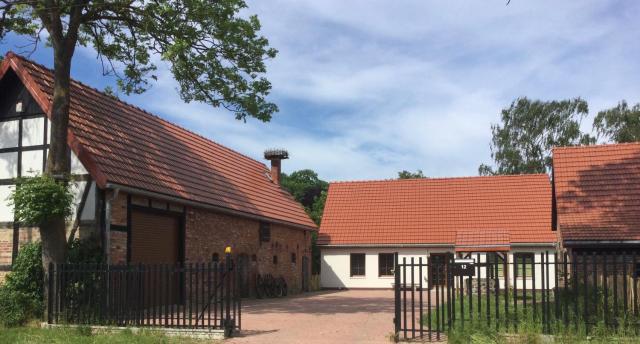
<box><xmin>104</xmin><ymin>183</ymin><xmax>316</xmax><ymax>232</ymax></box>
<box><xmin>564</xmin><ymin>240</ymin><xmax>640</xmax><ymax>247</ymax></box>
<box><xmin>319</xmin><ymin>242</ymin><xmax>557</xmax><ymax>249</ymax></box>
<box><xmin>510</xmin><ymin>242</ymin><xmax>557</xmax><ymax>248</ymax></box>
<box><xmin>319</xmin><ymin>243</ymin><xmax>455</xmax><ymax>248</ymax></box>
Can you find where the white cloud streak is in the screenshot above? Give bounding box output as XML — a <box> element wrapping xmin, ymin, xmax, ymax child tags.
<box><xmin>13</xmin><ymin>0</ymin><xmax>637</xmax><ymax>182</ymax></box>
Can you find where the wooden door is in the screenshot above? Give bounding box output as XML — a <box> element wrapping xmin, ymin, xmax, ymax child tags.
<box><xmin>130</xmin><ymin>210</ymin><xmax>181</xmax><ymax>305</ymax></box>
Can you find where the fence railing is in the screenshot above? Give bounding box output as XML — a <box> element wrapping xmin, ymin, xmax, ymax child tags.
<box><xmin>47</xmin><ymin>259</ymin><xmax>241</xmax><ymax>333</ymax></box>
<box><xmin>393</xmin><ymin>251</ymin><xmax>640</xmax><ymax>342</ymax></box>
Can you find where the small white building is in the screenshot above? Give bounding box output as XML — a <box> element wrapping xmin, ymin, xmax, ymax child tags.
<box><xmin>318</xmin><ymin>175</ymin><xmax>558</xmax><ymax>290</ymax></box>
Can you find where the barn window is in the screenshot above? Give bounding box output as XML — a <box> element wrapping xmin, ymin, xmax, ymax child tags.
<box><xmin>378</xmin><ymin>253</ymin><xmax>394</xmax><ymax>276</ymax></box>
<box><xmin>514</xmin><ymin>252</ymin><xmax>534</xmax><ymax>278</ymax></box>
<box><xmin>350</xmin><ymin>253</ymin><xmax>365</xmax><ymax>277</ymax></box>
<box><xmin>259</xmin><ymin>222</ymin><xmax>271</xmax><ymax>242</ymax></box>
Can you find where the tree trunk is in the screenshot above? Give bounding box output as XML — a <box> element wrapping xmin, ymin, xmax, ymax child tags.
<box><xmin>41</xmin><ymin>48</ymin><xmax>73</xmax><ymax>267</ymax></box>
<box><xmin>42</xmin><ymin>46</ymin><xmax>75</xmax><ymax>323</ymax></box>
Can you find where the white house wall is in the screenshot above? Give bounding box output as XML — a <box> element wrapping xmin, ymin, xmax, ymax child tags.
<box><xmin>460</xmin><ymin>249</ymin><xmax>557</xmax><ymax>290</ymax></box>
<box><xmin>0</xmin><ymin>185</ymin><xmax>13</xmax><ymax>222</ymax></box>
<box><xmin>321</xmin><ymin>247</ymin><xmax>556</xmax><ymax>290</ymax></box>
<box><xmin>321</xmin><ymin>247</ymin><xmax>451</xmax><ymax>289</ymax></box>
<box><xmin>0</xmin><ymin>120</ymin><xmax>19</xmax><ymax>148</ymax></box>
<box><xmin>0</xmin><ymin>115</ymin><xmax>95</xmax><ymax>227</ymax></box>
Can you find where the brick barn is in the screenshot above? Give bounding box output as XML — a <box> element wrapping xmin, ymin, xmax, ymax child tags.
<box><xmin>318</xmin><ymin>175</ymin><xmax>558</xmax><ymax>289</ymax></box>
<box><xmin>553</xmin><ymin>142</ymin><xmax>640</xmax><ymax>254</ymax></box>
<box><xmin>0</xmin><ymin>52</ymin><xmax>316</xmax><ymax>295</ymax></box>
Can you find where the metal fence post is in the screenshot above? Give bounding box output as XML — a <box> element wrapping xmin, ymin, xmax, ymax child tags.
<box><xmin>225</xmin><ymin>248</ymin><xmax>233</xmax><ymax>335</ymax></box>
<box><xmin>394</xmin><ymin>252</ymin><xmax>400</xmax><ymax>342</ymax></box>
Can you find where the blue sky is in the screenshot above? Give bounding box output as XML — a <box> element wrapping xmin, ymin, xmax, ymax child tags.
<box><xmin>1</xmin><ymin>0</ymin><xmax>639</xmax><ymax>181</ymax></box>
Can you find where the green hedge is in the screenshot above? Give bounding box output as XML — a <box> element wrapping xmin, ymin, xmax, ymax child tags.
<box><xmin>0</xmin><ymin>242</ymin><xmax>43</xmax><ymax>327</ymax></box>
<box><xmin>0</xmin><ymin>238</ymin><xmax>104</xmax><ymax>327</ymax></box>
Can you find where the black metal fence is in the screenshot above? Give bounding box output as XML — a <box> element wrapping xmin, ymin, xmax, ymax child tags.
<box><xmin>394</xmin><ymin>251</ymin><xmax>640</xmax><ymax>342</ymax></box>
<box><xmin>47</xmin><ymin>258</ymin><xmax>241</xmax><ymax>333</ymax></box>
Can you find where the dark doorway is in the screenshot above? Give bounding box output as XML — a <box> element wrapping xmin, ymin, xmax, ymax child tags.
<box><xmin>302</xmin><ymin>256</ymin><xmax>310</xmax><ymax>292</ymax></box>
<box><xmin>237</xmin><ymin>253</ymin><xmax>251</xmax><ymax>297</ymax></box>
<box><xmin>429</xmin><ymin>253</ymin><xmax>451</xmax><ymax>288</ymax></box>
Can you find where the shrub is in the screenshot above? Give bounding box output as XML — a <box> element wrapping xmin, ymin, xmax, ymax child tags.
<box><xmin>0</xmin><ymin>242</ymin><xmax>44</xmax><ymax>327</ymax></box>
<box><xmin>8</xmin><ymin>175</ymin><xmax>74</xmax><ymax>226</ymax></box>
<box><xmin>67</xmin><ymin>237</ymin><xmax>105</xmax><ymax>264</ymax></box>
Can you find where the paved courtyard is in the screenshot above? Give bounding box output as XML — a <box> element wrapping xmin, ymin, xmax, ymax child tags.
<box><xmin>227</xmin><ymin>290</ymin><xmax>396</xmax><ymax>344</ymax></box>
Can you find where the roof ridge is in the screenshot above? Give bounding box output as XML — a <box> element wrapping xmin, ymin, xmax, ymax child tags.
<box><xmin>6</xmin><ymin>51</ymin><xmax>269</xmax><ymax>170</ymax></box>
<box><xmin>329</xmin><ymin>173</ymin><xmax>549</xmax><ymax>184</ymax></box>
<box><xmin>553</xmin><ymin>141</ymin><xmax>640</xmax><ymax>152</ymax></box>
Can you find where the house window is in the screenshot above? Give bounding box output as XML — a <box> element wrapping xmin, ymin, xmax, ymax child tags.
<box><xmin>291</xmin><ymin>253</ymin><xmax>296</xmax><ymax>264</ymax></box>
<box><xmin>350</xmin><ymin>253</ymin><xmax>365</xmax><ymax>277</ymax></box>
<box><xmin>211</xmin><ymin>253</ymin><xmax>219</xmax><ymax>262</ymax></box>
<box><xmin>259</xmin><ymin>222</ymin><xmax>271</xmax><ymax>242</ymax></box>
<box><xmin>378</xmin><ymin>253</ymin><xmax>395</xmax><ymax>276</ymax></box>
<box><xmin>514</xmin><ymin>253</ymin><xmax>534</xmax><ymax>278</ymax></box>
<box><xmin>273</xmin><ymin>255</ymin><xmax>278</xmax><ymax>265</ymax></box>
<box><xmin>486</xmin><ymin>253</ymin><xmax>504</xmax><ymax>278</ymax></box>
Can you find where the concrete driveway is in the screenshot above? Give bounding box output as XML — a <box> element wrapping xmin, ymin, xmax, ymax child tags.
<box><xmin>227</xmin><ymin>290</ymin><xmax>395</xmax><ymax>344</ymax></box>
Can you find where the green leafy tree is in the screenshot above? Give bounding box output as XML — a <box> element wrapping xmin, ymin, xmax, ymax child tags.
<box><xmin>280</xmin><ymin>169</ymin><xmax>328</xmax><ymax>274</ymax></box>
<box><xmin>593</xmin><ymin>100</ymin><xmax>640</xmax><ymax>143</ymax></box>
<box><xmin>479</xmin><ymin>97</ymin><xmax>594</xmax><ymax>175</ymax></box>
<box><xmin>397</xmin><ymin>169</ymin><xmax>426</xmax><ymax>179</ymax></box>
<box><xmin>0</xmin><ymin>0</ymin><xmax>277</xmax><ymax>268</ymax></box>
<box><xmin>8</xmin><ymin>175</ymin><xmax>74</xmax><ymax>227</ymax></box>
<box><xmin>280</xmin><ymin>170</ymin><xmax>328</xmax><ymax>212</ymax></box>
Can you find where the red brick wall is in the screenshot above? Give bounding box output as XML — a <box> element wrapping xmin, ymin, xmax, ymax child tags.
<box><xmin>103</xmin><ymin>191</ymin><xmax>313</xmax><ymax>294</ymax></box>
<box><xmin>110</xmin><ymin>231</ymin><xmax>127</xmax><ymax>265</ymax></box>
<box><xmin>185</xmin><ymin>206</ymin><xmax>312</xmax><ymax>294</ymax></box>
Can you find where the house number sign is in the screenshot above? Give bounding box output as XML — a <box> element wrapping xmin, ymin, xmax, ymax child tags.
<box><xmin>452</xmin><ymin>258</ymin><xmax>475</xmax><ymax>277</ymax></box>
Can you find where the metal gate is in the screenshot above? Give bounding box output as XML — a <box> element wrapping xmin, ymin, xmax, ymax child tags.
<box><xmin>393</xmin><ymin>251</ymin><xmax>640</xmax><ymax>342</ymax></box>
<box><xmin>48</xmin><ymin>255</ymin><xmax>241</xmax><ymax>334</ymax></box>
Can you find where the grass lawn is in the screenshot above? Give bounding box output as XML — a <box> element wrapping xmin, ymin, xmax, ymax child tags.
<box><xmin>424</xmin><ymin>290</ymin><xmax>640</xmax><ymax>343</ymax></box>
<box><xmin>0</xmin><ymin>325</ymin><xmax>219</xmax><ymax>344</ymax></box>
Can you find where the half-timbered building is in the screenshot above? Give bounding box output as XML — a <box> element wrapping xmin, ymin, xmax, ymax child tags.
<box><xmin>0</xmin><ymin>52</ymin><xmax>316</xmax><ymax>295</ymax></box>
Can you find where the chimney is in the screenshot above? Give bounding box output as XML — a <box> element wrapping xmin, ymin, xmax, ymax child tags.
<box><xmin>264</xmin><ymin>149</ymin><xmax>289</xmax><ymax>185</ymax></box>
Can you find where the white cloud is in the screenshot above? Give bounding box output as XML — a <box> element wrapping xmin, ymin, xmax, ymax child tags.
<box><xmin>43</xmin><ymin>0</ymin><xmax>640</xmax><ymax>182</ymax></box>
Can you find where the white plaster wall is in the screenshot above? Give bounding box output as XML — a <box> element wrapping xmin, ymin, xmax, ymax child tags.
<box><xmin>459</xmin><ymin>249</ymin><xmax>556</xmax><ymax>290</ymax></box>
<box><xmin>0</xmin><ymin>152</ymin><xmax>18</xmax><ymax>179</ymax></box>
<box><xmin>0</xmin><ymin>185</ymin><xmax>14</xmax><ymax>222</ymax></box>
<box><xmin>71</xmin><ymin>181</ymin><xmax>96</xmax><ymax>221</ymax></box>
<box><xmin>0</xmin><ymin>117</ymin><xmax>94</xmax><ymax>224</ymax></box>
<box><xmin>321</xmin><ymin>247</ymin><xmax>557</xmax><ymax>290</ymax></box>
<box><xmin>21</xmin><ymin>150</ymin><xmax>43</xmax><ymax>176</ymax></box>
<box><xmin>22</xmin><ymin>117</ymin><xmax>44</xmax><ymax>146</ymax></box>
<box><xmin>320</xmin><ymin>247</ymin><xmax>452</xmax><ymax>289</ymax></box>
<box><xmin>70</xmin><ymin>151</ymin><xmax>88</xmax><ymax>175</ymax></box>
<box><xmin>0</xmin><ymin>120</ymin><xmax>19</xmax><ymax>148</ymax></box>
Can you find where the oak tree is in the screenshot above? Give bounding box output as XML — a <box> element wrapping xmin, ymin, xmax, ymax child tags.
<box><xmin>1</xmin><ymin>0</ymin><xmax>277</xmax><ymax>269</ymax></box>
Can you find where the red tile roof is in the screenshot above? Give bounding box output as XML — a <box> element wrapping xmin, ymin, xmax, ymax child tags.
<box><xmin>553</xmin><ymin>142</ymin><xmax>640</xmax><ymax>242</ymax></box>
<box><xmin>455</xmin><ymin>229</ymin><xmax>510</xmax><ymax>252</ymax></box>
<box><xmin>318</xmin><ymin>175</ymin><xmax>556</xmax><ymax>246</ymax></box>
<box><xmin>0</xmin><ymin>52</ymin><xmax>316</xmax><ymax>230</ymax></box>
